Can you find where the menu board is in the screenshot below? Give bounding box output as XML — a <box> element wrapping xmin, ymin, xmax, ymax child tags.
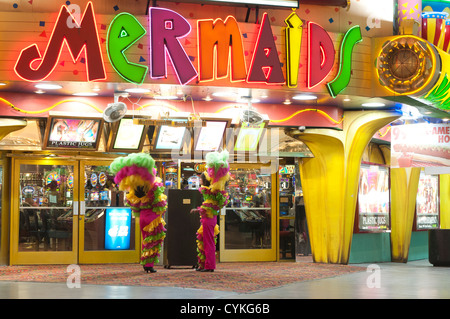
<box><xmin>194</xmin><ymin>121</ymin><xmax>227</xmax><ymax>151</ymax></box>
<box><xmin>110</xmin><ymin>118</ymin><xmax>146</xmax><ymax>151</ymax></box>
<box><xmin>391</xmin><ymin>123</ymin><xmax>450</xmax><ymax>167</ymax></box>
<box><xmin>44</xmin><ymin>116</ymin><xmax>102</xmax><ymax>150</ymax></box>
<box><xmin>234</xmin><ymin>122</ymin><xmax>265</xmax><ymax>152</ymax></box>
<box><xmin>358</xmin><ymin>165</ymin><xmax>390</xmax><ymax>231</ymax></box>
<box><xmin>416</xmin><ymin>174</ymin><xmax>440</xmax><ymax>230</ymax></box>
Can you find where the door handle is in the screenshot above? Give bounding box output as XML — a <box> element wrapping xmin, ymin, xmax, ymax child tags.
<box><xmin>73</xmin><ymin>201</ymin><xmax>78</xmax><ymax>216</ymax></box>
<box><xmin>80</xmin><ymin>201</ymin><xmax>85</xmax><ymax>216</ymax></box>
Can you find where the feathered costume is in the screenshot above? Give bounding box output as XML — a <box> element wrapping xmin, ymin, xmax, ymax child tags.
<box><xmin>196</xmin><ymin>151</ymin><xmax>230</xmax><ymax>271</ymax></box>
<box><xmin>110</xmin><ymin>153</ymin><xmax>167</xmax><ymax>273</ymax></box>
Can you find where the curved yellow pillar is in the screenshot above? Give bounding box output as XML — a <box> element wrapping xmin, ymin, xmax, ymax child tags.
<box><xmin>296</xmin><ymin>110</ymin><xmax>400</xmax><ymax>264</ymax></box>
<box><xmin>0</xmin><ymin>119</ymin><xmax>27</xmax><ymax>140</ymax></box>
<box><xmin>440</xmin><ymin>175</ymin><xmax>450</xmax><ymax>229</ymax></box>
<box><xmin>390</xmin><ymin>167</ymin><xmax>421</xmax><ymax>263</ymax></box>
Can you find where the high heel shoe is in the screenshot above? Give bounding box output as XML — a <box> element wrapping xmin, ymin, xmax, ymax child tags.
<box><xmin>144</xmin><ymin>266</ymin><xmax>157</xmax><ymax>273</ymax></box>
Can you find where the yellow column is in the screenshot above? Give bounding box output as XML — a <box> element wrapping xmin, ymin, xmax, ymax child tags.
<box><xmin>296</xmin><ymin>110</ymin><xmax>400</xmax><ymax>264</ymax></box>
<box><xmin>390</xmin><ymin>167</ymin><xmax>421</xmax><ymax>262</ymax></box>
<box><xmin>440</xmin><ymin>174</ymin><xmax>450</xmax><ymax>229</ymax></box>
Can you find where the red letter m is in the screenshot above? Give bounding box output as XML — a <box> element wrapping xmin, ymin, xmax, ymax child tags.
<box><xmin>15</xmin><ymin>2</ymin><xmax>105</xmax><ymax>82</ymax></box>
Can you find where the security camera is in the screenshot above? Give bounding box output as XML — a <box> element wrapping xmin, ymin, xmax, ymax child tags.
<box><xmin>298</xmin><ymin>126</ymin><xmax>306</xmax><ymax>132</ymax></box>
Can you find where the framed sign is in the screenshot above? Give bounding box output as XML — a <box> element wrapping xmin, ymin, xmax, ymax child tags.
<box><xmin>107</xmin><ymin>117</ymin><xmax>148</xmax><ymax>152</ymax></box>
<box><xmin>43</xmin><ymin>113</ymin><xmax>103</xmax><ymax>151</ymax></box>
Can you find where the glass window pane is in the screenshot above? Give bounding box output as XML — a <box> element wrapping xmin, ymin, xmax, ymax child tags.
<box><xmin>19</xmin><ymin>164</ymin><xmax>73</xmax><ymax>252</ymax></box>
<box><xmin>224</xmin><ymin>168</ymin><xmax>272</xmax><ymax>250</ymax></box>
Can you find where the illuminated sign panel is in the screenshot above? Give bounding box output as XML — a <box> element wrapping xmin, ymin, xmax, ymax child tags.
<box><xmin>14</xmin><ymin>4</ymin><xmax>361</xmax><ymax>97</ymax></box>
<box><xmin>15</xmin><ymin>2</ymin><xmax>106</xmax><ymax>82</ymax></box>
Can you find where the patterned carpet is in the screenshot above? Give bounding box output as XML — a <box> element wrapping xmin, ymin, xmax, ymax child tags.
<box><xmin>0</xmin><ymin>261</ymin><xmax>364</xmax><ymax>293</ymax></box>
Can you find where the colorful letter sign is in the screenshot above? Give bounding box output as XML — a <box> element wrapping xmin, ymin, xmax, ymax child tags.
<box><xmin>149</xmin><ymin>7</ymin><xmax>197</xmax><ymax>85</ymax></box>
<box><xmin>327</xmin><ymin>26</ymin><xmax>363</xmax><ymax>97</ymax></box>
<box><xmin>13</xmin><ymin>3</ymin><xmax>362</xmax><ymax>96</ymax></box>
<box><xmin>15</xmin><ymin>2</ymin><xmax>105</xmax><ymax>82</ymax></box>
<box><xmin>307</xmin><ymin>21</ymin><xmax>335</xmax><ymax>89</ymax></box>
<box><xmin>107</xmin><ymin>13</ymin><xmax>148</xmax><ymax>84</ymax></box>
<box><xmin>247</xmin><ymin>13</ymin><xmax>285</xmax><ymax>84</ymax></box>
<box><xmin>197</xmin><ymin>16</ymin><xmax>247</xmax><ymax>82</ymax></box>
<box><xmin>284</xmin><ymin>12</ymin><xmax>303</xmax><ymax>88</ymax></box>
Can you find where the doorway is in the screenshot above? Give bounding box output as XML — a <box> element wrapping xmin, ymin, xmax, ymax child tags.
<box><xmin>219</xmin><ymin>163</ymin><xmax>277</xmax><ymax>262</ymax></box>
<box><xmin>10</xmin><ymin>158</ymin><xmax>140</xmax><ymax>265</ymax></box>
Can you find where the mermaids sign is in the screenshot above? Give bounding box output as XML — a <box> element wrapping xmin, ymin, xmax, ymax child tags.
<box><xmin>14</xmin><ymin>1</ymin><xmax>362</xmax><ymax>98</ymax></box>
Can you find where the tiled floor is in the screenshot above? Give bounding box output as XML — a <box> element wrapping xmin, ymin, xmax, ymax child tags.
<box><xmin>0</xmin><ymin>259</ymin><xmax>448</xmax><ymax>299</ymax></box>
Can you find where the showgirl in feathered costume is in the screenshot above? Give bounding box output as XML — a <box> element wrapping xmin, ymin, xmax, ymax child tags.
<box><xmin>110</xmin><ymin>153</ymin><xmax>167</xmax><ymax>273</ymax></box>
<box><xmin>195</xmin><ymin>150</ymin><xmax>230</xmax><ymax>272</ymax></box>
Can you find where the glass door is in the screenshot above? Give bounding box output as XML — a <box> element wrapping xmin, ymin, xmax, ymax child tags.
<box><xmin>219</xmin><ymin>163</ymin><xmax>277</xmax><ymax>262</ymax></box>
<box><xmin>11</xmin><ymin>159</ymin><xmax>79</xmax><ymax>265</ymax></box>
<box><xmin>78</xmin><ymin>160</ymin><xmax>140</xmax><ymax>264</ymax></box>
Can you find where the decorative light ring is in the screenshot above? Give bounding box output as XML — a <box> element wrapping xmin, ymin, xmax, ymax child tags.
<box><xmin>376</xmin><ymin>36</ymin><xmax>440</xmax><ymax>96</ymax></box>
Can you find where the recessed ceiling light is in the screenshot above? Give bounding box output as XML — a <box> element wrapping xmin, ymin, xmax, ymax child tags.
<box><xmin>203</xmin><ymin>96</ymin><xmax>213</xmax><ymax>101</ymax></box>
<box><xmin>125</xmin><ymin>88</ymin><xmax>150</xmax><ymax>93</ymax></box>
<box><xmin>212</xmin><ymin>91</ymin><xmax>237</xmax><ymax>98</ymax></box>
<box><xmin>292</xmin><ymin>94</ymin><xmax>317</xmax><ymax>100</ymax></box>
<box><xmin>34</xmin><ymin>90</ymin><xmax>45</xmax><ymax>94</ymax></box>
<box><xmin>72</xmin><ymin>92</ymin><xmax>98</xmax><ymax>96</ymax></box>
<box><xmin>35</xmin><ymin>83</ymin><xmax>62</xmax><ymax>90</ymax></box>
<box><xmin>362</xmin><ymin>102</ymin><xmax>385</xmax><ymax>107</ymax></box>
<box><xmin>283</xmin><ymin>99</ymin><xmax>291</xmax><ymax>105</ymax></box>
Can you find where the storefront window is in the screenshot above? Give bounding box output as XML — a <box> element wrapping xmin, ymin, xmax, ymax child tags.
<box><xmin>224</xmin><ymin>168</ymin><xmax>272</xmax><ymax>250</ymax></box>
<box><xmin>358</xmin><ymin>164</ymin><xmax>390</xmax><ymax>232</ymax></box>
<box><xmin>19</xmin><ymin>164</ymin><xmax>74</xmax><ymax>251</ymax></box>
<box><xmin>83</xmin><ymin>164</ymin><xmax>135</xmax><ymax>251</ymax></box>
<box><xmin>416</xmin><ymin>173</ymin><xmax>439</xmax><ymax>230</ymax></box>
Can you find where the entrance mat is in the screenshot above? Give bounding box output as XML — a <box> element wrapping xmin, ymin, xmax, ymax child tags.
<box><xmin>0</xmin><ymin>262</ymin><xmax>364</xmax><ymax>293</ymax></box>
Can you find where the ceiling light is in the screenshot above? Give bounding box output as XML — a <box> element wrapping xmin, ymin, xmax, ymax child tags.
<box><xmin>362</xmin><ymin>102</ymin><xmax>385</xmax><ymax>107</ymax></box>
<box><xmin>72</xmin><ymin>92</ymin><xmax>98</xmax><ymax>96</ymax></box>
<box><xmin>35</xmin><ymin>83</ymin><xmax>62</xmax><ymax>90</ymax></box>
<box><xmin>343</xmin><ymin>98</ymin><xmax>351</xmax><ymax>102</ymax></box>
<box><xmin>125</xmin><ymin>88</ymin><xmax>150</xmax><ymax>93</ymax></box>
<box><xmin>283</xmin><ymin>99</ymin><xmax>291</xmax><ymax>105</ymax></box>
<box><xmin>34</xmin><ymin>90</ymin><xmax>45</xmax><ymax>94</ymax></box>
<box><xmin>212</xmin><ymin>91</ymin><xmax>237</xmax><ymax>98</ymax></box>
<box><xmin>203</xmin><ymin>96</ymin><xmax>213</xmax><ymax>101</ymax></box>
<box><xmin>292</xmin><ymin>94</ymin><xmax>317</xmax><ymax>100</ymax></box>
<box><xmin>443</xmin><ymin>118</ymin><xmax>449</xmax><ymax>122</ymax></box>
<box><xmin>0</xmin><ymin>82</ymin><xmax>7</xmax><ymax>86</ymax></box>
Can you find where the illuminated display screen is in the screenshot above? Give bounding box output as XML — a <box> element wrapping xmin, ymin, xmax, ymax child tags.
<box><xmin>45</xmin><ymin>116</ymin><xmax>102</xmax><ymax>150</ymax></box>
<box><xmin>112</xmin><ymin>118</ymin><xmax>145</xmax><ymax>150</ymax></box>
<box><xmin>416</xmin><ymin>174</ymin><xmax>439</xmax><ymax>230</ymax></box>
<box><xmin>105</xmin><ymin>208</ymin><xmax>132</xmax><ymax>250</ymax></box>
<box><xmin>234</xmin><ymin>122</ymin><xmax>265</xmax><ymax>152</ymax></box>
<box><xmin>155</xmin><ymin>121</ymin><xmax>187</xmax><ymax>150</ymax></box>
<box><xmin>358</xmin><ymin>165</ymin><xmax>390</xmax><ymax>231</ymax></box>
<box><xmin>195</xmin><ymin>121</ymin><xmax>227</xmax><ymax>151</ymax></box>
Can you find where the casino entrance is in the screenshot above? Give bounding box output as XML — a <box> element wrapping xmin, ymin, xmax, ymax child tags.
<box><xmin>10</xmin><ymin>157</ymin><xmax>140</xmax><ymax>265</ymax></box>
